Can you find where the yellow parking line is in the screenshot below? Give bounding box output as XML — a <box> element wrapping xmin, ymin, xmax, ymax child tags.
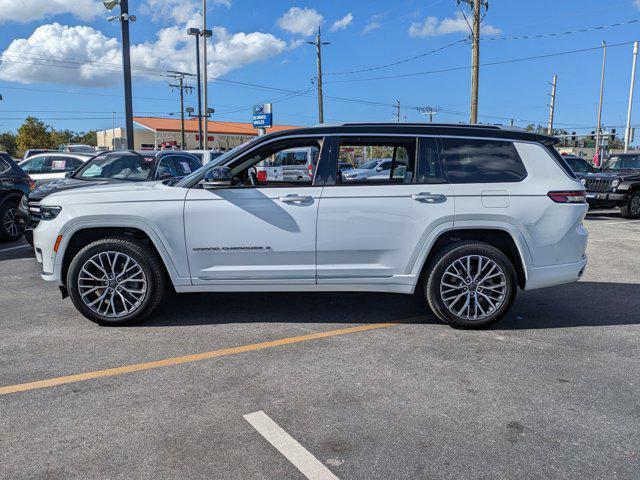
<box><xmin>0</xmin><ymin>322</ymin><xmax>399</xmax><ymax>396</ymax></box>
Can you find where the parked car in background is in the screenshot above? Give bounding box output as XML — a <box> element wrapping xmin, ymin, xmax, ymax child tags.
<box><xmin>184</xmin><ymin>150</ymin><xmax>224</xmax><ymax>165</ymax></box>
<box><xmin>255</xmin><ymin>147</ymin><xmax>319</xmax><ymax>182</ymax></box>
<box><xmin>32</xmin><ymin>123</ymin><xmax>588</xmax><ymax>328</ymax></box>
<box><xmin>0</xmin><ymin>152</ymin><xmax>34</xmax><ymax>241</ymax></box>
<box><xmin>561</xmin><ymin>154</ymin><xmax>595</xmax><ymax>178</ymax></box>
<box><xmin>340</xmin><ymin>158</ymin><xmax>394</xmax><ymax>182</ymax></box>
<box><xmin>584</xmin><ymin>153</ymin><xmax>640</xmax><ymax>218</ymax></box>
<box><xmin>18</xmin><ymin>150</ymin><xmax>201</xmax><ymax>245</ymax></box>
<box><xmin>22</xmin><ymin>149</ymin><xmax>56</xmax><ymax>161</ymax></box>
<box><xmin>18</xmin><ymin>153</ymin><xmax>92</xmax><ymax>187</ymax></box>
<box><xmin>59</xmin><ymin>144</ymin><xmax>96</xmax><ymax>154</ymax></box>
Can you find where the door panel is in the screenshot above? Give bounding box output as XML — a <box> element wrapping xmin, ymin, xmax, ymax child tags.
<box><xmin>184</xmin><ymin>186</ymin><xmax>322</xmax><ymax>284</ymax></box>
<box><xmin>316</xmin><ymin>184</ymin><xmax>454</xmax><ymax>283</ymax></box>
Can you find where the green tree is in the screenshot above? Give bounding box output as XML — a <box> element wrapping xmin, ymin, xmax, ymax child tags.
<box><xmin>49</xmin><ymin>129</ymin><xmax>74</xmax><ymax>149</ymax></box>
<box><xmin>0</xmin><ymin>132</ymin><xmax>18</xmax><ymax>157</ymax></box>
<box><xmin>77</xmin><ymin>130</ymin><xmax>97</xmax><ymax>146</ymax></box>
<box><xmin>16</xmin><ymin>117</ymin><xmax>53</xmax><ymax>155</ymax></box>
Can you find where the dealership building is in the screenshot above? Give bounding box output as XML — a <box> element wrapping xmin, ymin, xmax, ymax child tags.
<box><xmin>97</xmin><ymin>117</ymin><xmax>299</xmax><ymax>151</ymax></box>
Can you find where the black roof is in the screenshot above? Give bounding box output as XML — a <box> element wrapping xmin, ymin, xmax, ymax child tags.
<box><xmin>260</xmin><ymin>122</ymin><xmax>558</xmax><ymax>146</ymax></box>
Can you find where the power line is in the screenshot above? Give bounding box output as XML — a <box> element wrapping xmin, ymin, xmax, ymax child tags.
<box><xmin>324</xmin><ymin>40</ymin><xmax>637</xmax><ymax>84</ymax></box>
<box><xmin>484</xmin><ymin>18</ymin><xmax>640</xmax><ymax>42</ymax></box>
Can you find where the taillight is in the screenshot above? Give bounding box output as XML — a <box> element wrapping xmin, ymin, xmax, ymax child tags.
<box><xmin>28</xmin><ymin>177</ymin><xmax>36</xmax><ymax>191</ymax></box>
<box><xmin>308</xmin><ymin>164</ymin><xmax>313</xmax><ymax>178</ymax></box>
<box><xmin>547</xmin><ymin>191</ymin><xmax>586</xmax><ymax>204</ymax></box>
<box><xmin>257</xmin><ymin>170</ymin><xmax>267</xmax><ymax>181</ymax></box>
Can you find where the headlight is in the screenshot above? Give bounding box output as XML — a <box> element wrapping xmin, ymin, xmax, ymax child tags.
<box><xmin>39</xmin><ymin>205</ymin><xmax>62</xmax><ymax>220</ymax></box>
<box><xmin>20</xmin><ymin>195</ymin><xmax>28</xmax><ymax>209</ymax></box>
<box><xmin>580</xmin><ymin>178</ymin><xmax>586</xmax><ymax>185</ymax></box>
<box><xmin>344</xmin><ymin>173</ymin><xmax>357</xmax><ymax>179</ymax></box>
<box><xmin>611</xmin><ymin>179</ymin><xmax>620</xmax><ymax>189</ymax></box>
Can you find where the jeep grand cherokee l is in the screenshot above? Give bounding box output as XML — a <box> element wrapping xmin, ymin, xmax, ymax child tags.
<box><xmin>32</xmin><ymin>124</ymin><xmax>588</xmax><ymax>328</ymax></box>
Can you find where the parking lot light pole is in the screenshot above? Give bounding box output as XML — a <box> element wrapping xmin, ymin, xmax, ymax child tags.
<box><xmin>187</xmin><ymin>28</ymin><xmax>204</xmax><ymax>149</ymax></box>
<box><xmin>625</xmin><ymin>41</ymin><xmax>638</xmax><ymax>153</ymax></box>
<box><xmin>104</xmin><ymin>0</ymin><xmax>135</xmax><ymax>150</ymax></box>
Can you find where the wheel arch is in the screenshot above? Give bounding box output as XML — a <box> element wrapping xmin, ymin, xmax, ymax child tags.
<box><xmin>413</xmin><ymin>226</ymin><xmax>528</xmax><ymax>291</ymax></box>
<box><xmin>0</xmin><ymin>191</ymin><xmax>24</xmax><ymax>208</ymax></box>
<box><xmin>58</xmin><ymin>223</ymin><xmax>180</xmax><ymax>289</ymax></box>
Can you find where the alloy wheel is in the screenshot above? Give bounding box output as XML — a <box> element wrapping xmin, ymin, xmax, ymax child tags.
<box><xmin>77</xmin><ymin>251</ymin><xmax>148</xmax><ymax>318</ymax></box>
<box><xmin>3</xmin><ymin>207</ymin><xmax>19</xmax><ymax>238</ymax></box>
<box><xmin>439</xmin><ymin>254</ymin><xmax>507</xmax><ymax>321</ymax></box>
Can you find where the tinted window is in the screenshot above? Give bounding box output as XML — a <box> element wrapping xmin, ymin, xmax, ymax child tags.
<box><xmin>170</xmin><ymin>156</ymin><xmax>200</xmax><ymax>177</ymax></box>
<box><xmin>0</xmin><ymin>159</ymin><xmax>10</xmax><ymax>175</ymax></box>
<box><xmin>606</xmin><ymin>155</ymin><xmax>640</xmax><ymax>170</ymax></box>
<box><xmin>441</xmin><ymin>138</ymin><xmax>527</xmax><ymax>183</ymax></box>
<box><xmin>564</xmin><ymin>157</ymin><xmax>593</xmax><ymax>174</ymax></box>
<box><xmin>50</xmin><ymin>156</ymin><xmax>78</xmax><ymax>172</ymax></box>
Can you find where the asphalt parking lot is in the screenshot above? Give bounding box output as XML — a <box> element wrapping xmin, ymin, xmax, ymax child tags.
<box><xmin>1</xmin><ymin>209</ymin><xmax>639</xmax><ymax>480</ymax></box>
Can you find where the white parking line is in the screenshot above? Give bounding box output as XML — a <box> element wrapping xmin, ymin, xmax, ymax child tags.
<box><xmin>0</xmin><ymin>245</ymin><xmax>31</xmax><ymax>253</ymax></box>
<box><xmin>604</xmin><ymin>220</ymin><xmax>639</xmax><ymax>225</ymax></box>
<box><xmin>244</xmin><ymin>411</ymin><xmax>339</xmax><ymax>480</ymax></box>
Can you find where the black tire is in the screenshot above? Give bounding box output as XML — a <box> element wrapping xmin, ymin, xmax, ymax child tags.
<box><xmin>424</xmin><ymin>241</ymin><xmax>517</xmax><ymax>329</ymax></box>
<box><xmin>66</xmin><ymin>238</ymin><xmax>165</xmax><ymax>326</ymax></box>
<box><xmin>620</xmin><ymin>191</ymin><xmax>640</xmax><ymax>219</ymax></box>
<box><xmin>0</xmin><ymin>200</ymin><xmax>23</xmax><ymax>242</ymax></box>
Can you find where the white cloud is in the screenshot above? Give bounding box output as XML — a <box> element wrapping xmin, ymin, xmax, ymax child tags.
<box><xmin>0</xmin><ymin>22</ymin><xmax>286</xmax><ymax>86</ymax></box>
<box><xmin>409</xmin><ymin>12</ymin><xmax>501</xmax><ymax>37</ymax></box>
<box><xmin>142</xmin><ymin>0</ymin><xmax>231</xmax><ymax>25</ymax></box>
<box><xmin>330</xmin><ymin>13</ymin><xmax>353</xmax><ymax>32</ymax></box>
<box><xmin>363</xmin><ymin>21</ymin><xmax>381</xmax><ymax>34</ymax></box>
<box><xmin>277</xmin><ymin>7</ymin><xmax>323</xmax><ymax>36</ymax></box>
<box><xmin>0</xmin><ymin>0</ymin><xmax>103</xmax><ymax>24</ymax></box>
<box><xmin>636</xmin><ymin>0</ymin><xmax>640</xmax><ymax>8</ymax></box>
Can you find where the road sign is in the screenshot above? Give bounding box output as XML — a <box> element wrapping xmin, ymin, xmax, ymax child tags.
<box><xmin>252</xmin><ymin>103</ymin><xmax>272</xmax><ymax>128</ymax></box>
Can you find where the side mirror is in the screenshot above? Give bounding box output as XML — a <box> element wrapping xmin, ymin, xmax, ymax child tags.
<box><xmin>375</xmin><ymin>166</ymin><xmax>383</xmax><ymax>172</ymax></box>
<box><xmin>202</xmin><ymin>166</ymin><xmax>232</xmax><ymax>189</ymax></box>
<box><xmin>65</xmin><ymin>171</ymin><xmax>73</xmax><ymax>178</ymax></box>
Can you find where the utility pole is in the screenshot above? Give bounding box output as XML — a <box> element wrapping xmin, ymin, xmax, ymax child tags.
<box><xmin>470</xmin><ymin>0</ymin><xmax>481</xmax><ymax>124</ymax></box>
<box><xmin>547</xmin><ymin>74</ymin><xmax>557</xmax><ymax>136</ymax></box>
<box><xmin>625</xmin><ymin>41</ymin><xmax>638</xmax><ymax>153</ymax></box>
<box><xmin>169</xmin><ymin>71</ymin><xmax>195</xmax><ymax>150</ymax></box>
<box><xmin>419</xmin><ymin>106</ymin><xmax>440</xmax><ymax>123</ymax></box>
<box><xmin>595</xmin><ymin>41</ymin><xmax>607</xmax><ymax>163</ymax></box>
<box><xmin>187</xmin><ymin>28</ymin><xmax>203</xmax><ymax>149</ymax></box>
<box><xmin>394</xmin><ymin>100</ymin><xmax>401</xmax><ymax>122</ymax></box>
<box><xmin>308</xmin><ymin>27</ymin><xmax>329</xmax><ymax>124</ymax></box>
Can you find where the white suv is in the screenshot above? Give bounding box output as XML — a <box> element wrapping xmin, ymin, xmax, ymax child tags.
<box><xmin>33</xmin><ymin>124</ymin><xmax>588</xmax><ymax>328</ymax></box>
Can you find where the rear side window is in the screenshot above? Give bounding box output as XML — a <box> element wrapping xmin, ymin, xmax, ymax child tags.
<box><xmin>0</xmin><ymin>158</ymin><xmax>10</xmax><ymax>175</ymax></box>
<box><xmin>441</xmin><ymin>138</ymin><xmax>527</xmax><ymax>183</ymax></box>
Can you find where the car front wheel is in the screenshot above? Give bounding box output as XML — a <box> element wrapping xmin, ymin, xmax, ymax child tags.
<box><xmin>0</xmin><ymin>200</ymin><xmax>23</xmax><ymax>242</ymax></box>
<box><xmin>424</xmin><ymin>241</ymin><xmax>517</xmax><ymax>329</ymax></box>
<box><xmin>67</xmin><ymin>238</ymin><xmax>165</xmax><ymax>326</ymax></box>
<box><xmin>620</xmin><ymin>191</ymin><xmax>640</xmax><ymax>219</ymax></box>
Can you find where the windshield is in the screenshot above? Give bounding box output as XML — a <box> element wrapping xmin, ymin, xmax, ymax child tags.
<box><xmin>605</xmin><ymin>155</ymin><xmax>640</xmax><ymax>170</ymax></box>
<box><xmin>359</xmin><ymin>160</ymin><xmax>380</xmax><ymax>170</ymax></box>
<box><xmin>74</xmin><ymin>153</ymin><xmax>156</xmax><ymax>181</ymax></box>
<box><xmin>174</xmin><ymin>140</ymin><xmax>256</xmax><ymax>187</ymax></box>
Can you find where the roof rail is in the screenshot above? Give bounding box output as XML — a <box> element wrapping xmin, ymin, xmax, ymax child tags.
<box><xmin>340</xmin><ymin>122</ymin><xmax>504</xmax><ymax>130</ymax></box>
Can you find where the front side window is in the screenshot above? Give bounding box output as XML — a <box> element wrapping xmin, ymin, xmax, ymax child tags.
<box><xmin>50</xmin><ymin>156</ymin><xmax>78</xmax><ymax>172</ymax></box>
<box><xmin>75</xmin><ymin>154</ymin><xmax>156</xmax><ymax>181</ymax></box>
<box><xmin>441</xmin><ymin>138</ymin><xmax>527</xmax><ymax>183</ymax></box>
<box><xmin>416</xmin><ymin>137</ymin><xmax>444</xmax><ymax>184</ymax></box>
<box><xmin>226</xmin><ymin>138</ymin><xmax>322</xmax><ymax>187</ymax></box>
<box><xmin>336</xmin><ymin>137</ymin><xmax>416</xmax><ymax>184</ymax></box>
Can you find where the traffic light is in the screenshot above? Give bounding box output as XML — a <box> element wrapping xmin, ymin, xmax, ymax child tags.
<box><xmin>610</xmin><ymin>128</ymin><xmax>616</xmax><ymax>142</ymax></box>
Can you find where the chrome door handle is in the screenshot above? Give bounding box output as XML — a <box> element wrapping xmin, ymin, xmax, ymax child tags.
<box><xmin>411</xmin><ymin>192</ymin><xmax>447</xmax><ymax>203</ymax></box>
<box><xmin>278</xmin><ymin>194</ymin><xmax>312</xmax><ymax>203</ymax></box>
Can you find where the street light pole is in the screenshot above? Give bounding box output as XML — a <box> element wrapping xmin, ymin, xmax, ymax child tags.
<box><xmin>202</xmin><ymin>0</ymin><xmax>208</xmax><ymax>150</ymax></box>
<box><xmin>625</xmin><ymin>41</ymin><xmax>638</xmax><ymax>153</ymax></box>
<box><xmin>595</xmin><ymin>41</ymin><xmax>607</xmax><ymax>163</ymax></box>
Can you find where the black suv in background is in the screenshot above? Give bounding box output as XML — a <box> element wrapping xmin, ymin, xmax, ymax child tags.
<box><xmin>17</xmin><ymin>150</ymin><xmax>201</xmax><ymax>244</ymax></box>
<box><xmin>584</xmin><ymin>153</ymin><xmax>640</xmax><ymax>218</ymax></box>
<box><xmin>0</xmin><ymin>152</ymin><xmax>33</xmax><ymax>241</ymax></box>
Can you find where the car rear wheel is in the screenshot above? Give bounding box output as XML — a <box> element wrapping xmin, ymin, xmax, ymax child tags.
<box><xmin>620</xmin><ymin>191</ymin><xmax>640</xmax><ymax>219</ymax></box>
<box><xmin>67</xmin><ymin>238</ymin><xmax>165</xmax><ymax>326</ymax></box>
<box><xmin>0</xmin><ymin>200</ymin><xmax>23</xmax><ymax>242</ymax></box>
<box><xmin>424</xmin><ymin>241</ymin><xmax>517</xmax><ymax>329</ymax></box>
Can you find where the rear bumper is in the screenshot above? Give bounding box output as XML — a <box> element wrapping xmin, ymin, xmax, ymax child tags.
<box><xmin>524</xmin><ymin>256</ymin><xmax>587</xmax><ymax>291</ymax></box>
<box><xmin>586</xmin><ymin>192</ymin><xmax>627</xmax><ymax>206</ymax></box>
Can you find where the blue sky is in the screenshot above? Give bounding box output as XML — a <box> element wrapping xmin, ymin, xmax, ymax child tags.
<box><xmin>0</xmin><ymin>0</ymin><xmax>639</xmax><ymax>134</ymax></box>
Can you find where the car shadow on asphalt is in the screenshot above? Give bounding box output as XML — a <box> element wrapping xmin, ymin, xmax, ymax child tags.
<box><xmin>585</xmin><ymin>210</ymin><xmax>625</xmax><ymax>221</ymax></box>
<box><xmin>140</xmin><ymin>280</ymin><xmax>640</xmax><ymax>330</ymax></box>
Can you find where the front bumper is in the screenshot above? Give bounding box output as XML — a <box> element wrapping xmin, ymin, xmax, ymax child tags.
<box><xmin>586</xmin><ymin>192</ymin><xmax>627</xmax><ymax>206</ymax></box>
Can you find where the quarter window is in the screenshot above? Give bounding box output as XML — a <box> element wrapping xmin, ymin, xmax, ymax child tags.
<box><xmin>440</xmin><ymin>138</ymin><xmax>527</xmax><ymax>183</ymax></box>
<box><xmin>20</xmin><ymin>156</ymin><xmax>48</xmax><ymax>174</ymax></box>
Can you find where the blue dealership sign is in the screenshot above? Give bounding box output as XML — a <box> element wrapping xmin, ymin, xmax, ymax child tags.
<box><xmin>252</xmin><ymin>103</ymin><xmax>272</xmax><ymax>128</ymax></box>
